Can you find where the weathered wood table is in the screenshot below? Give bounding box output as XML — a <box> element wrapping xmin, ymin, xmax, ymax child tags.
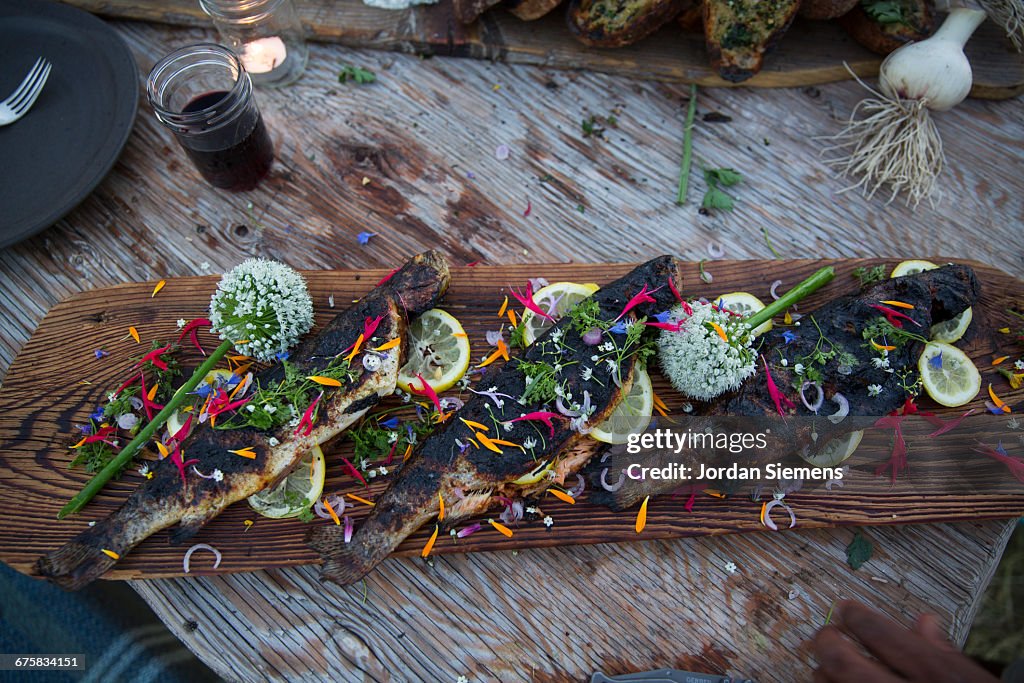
<box><xmin>2</xmin><ymin>16</ymin><xmax>1022</xmax><ymax>683</ymax></box>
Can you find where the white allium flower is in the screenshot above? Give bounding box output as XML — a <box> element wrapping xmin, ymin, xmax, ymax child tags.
<box><xmin>176</xmin><ymin>318</ymin><xmax>187</xmax><ymax>329</ymax></box>
<box><xmin>208</xmin><ymin>258</ymin><xmax>314</xmax><ymax>362</ymax></box>
<box><xmin>268</xmin><ymin>436</ymin><xmax>280</xmax><ymax>447</ymax></box>
<box><xmin>868</xmin><ymin>384</ymin><xmax>883</xmax><ymax>397</ymax></box>
<box><xmin>794</xmin><ymin>363</ymin><xmax>805</xmax><ymax>375</ymax></box>
<box><xmin>871</xmin><ymin>356</ymin><xmax>890</xmax><ymax>370</ymax></box>
<box><xmin>543</xmin><ymin>516</ymin><xmax>554</xmax><ymax>527</ymax></box>
<box><xmin>581</xmin><ymin>366</ymin><xmax>593</xmax><ymax>381</ymax></box>
<box><xmin>724</xmin><ymin>561</ymin><xmax>738</xmax><ymax>574</ymax></box>
<box><xmin>1016</xmin><ymin>359</ymin><xmax>1024</xmax><ymax>370</ymax></box>
<box><xmin>658</xmin><ymin>302</ymin><xmax>756</xmax><ymax>401</ymax></box>
<box><xmin>523</xmin><ymin>437</ymin><xmax>537</xmax><ymax>449</ymax></box>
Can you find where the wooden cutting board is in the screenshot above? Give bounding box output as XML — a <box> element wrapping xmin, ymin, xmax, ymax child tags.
<box><xmin>66</xmin><ymin>0</ymin><xmax>1024</xmax><ymax>98</ymax></box>
<box><xmin>1</xmin><ymin>258</ymin><xmax>1023</xmax><ymax>581</ymax></box>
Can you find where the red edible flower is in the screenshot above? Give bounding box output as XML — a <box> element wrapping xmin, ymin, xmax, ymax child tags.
<box><xmin>134</xmin><ymin>344</ymin><xmax>173</xmax><ymax>372</ymax></box>
<box><xmin>507</xmin><ymin>411</ymin><xmax>562</xmax><ymax>438</ymax></box>
<box><xmin>340</xmin><ymin>455</ymin><xmax>368</xmax><ymax>487</ymax></box>
<box><xmin>168</xmin><ymin>442</ymin><xmax>199</xmax><ymax>486</ymax></box>
<box><xmin>71</xmin><ymin>425</ymin><xmax>117</xmax><ymax>449</ymax></box>
<box><xmin>616</xmin><ymin>284</ymin><xmax>663</xmax><ymax>321</ymax></box>
<box><xmin>410</xmin><ymin>374</ymin><xmax>444</xmax><ymax>414</ymax></box>
<box><xmin>874</xmin><ymin>421</ymin><xmax>908</xmax><ymax>483</ymax></box>
<box><xmin>645</xmin><ymin>321</ymin><xmax>683</xmax><ymax>332</ymax></box>
<box><xmin>376</xmin><ymin>267</ymin><xmax>401</xmax><ymax>287</ymax></box>
<box><xmin>972</xmin><ymin>443</ymin><xmax>1024</xmax><ymax>483</ymax></box>
<box><xmin>510</xmin><ymin>282</ymin><xmax>555</xmax><ymax>322</ymax></box>
<box><xmin>139</xmin><ymin>374</ymin><xmax>165</xmax><ymax>421</ymax></box>
<box><xmin>294</xmin><ymin>392</ymin><xmax>323</xmax><ymax>437</ymax></box>
<box><xmin>869</xmin><ymin>304</ymin><xmax>921</xmax><ymax>329</ymax></box>
<box><xmin>762</xmin><ymin>356</ymin><xmax>795</xmax><ymax>417</ymax></box>
<box><xmin>177</xmin><ymin>318</ymin><xmax>212</xmax><ymax>356</ymax></box>
<box><xmin>203</xmin><ymin>388</ymin><xmax>251</xmax><ymax>424</ymax></box>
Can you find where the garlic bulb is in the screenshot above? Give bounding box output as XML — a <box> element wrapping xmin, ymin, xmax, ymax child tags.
<box><xmin>879</xmin><ymin>8</ymin><xmax>987</xmax><ymax>111</ymax></box>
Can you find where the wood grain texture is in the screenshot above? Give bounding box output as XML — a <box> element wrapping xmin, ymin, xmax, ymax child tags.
<box><xmin>0</xmin><ymin>19</ymin><xmax>1020</xmax><ymax>682</ymax></box>
<box><xmin>61</xmin><ymin>0</ymin><xmax>1024</xmax><ymax>97</ymax></box>
<box><xmin>2</xmin><ymin>258</ymin><xmax>1023</xmax><ymax>581</ymax></box>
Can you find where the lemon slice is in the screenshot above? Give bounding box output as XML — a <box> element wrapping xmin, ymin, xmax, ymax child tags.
<box><xmin>930</xmin><ymin>308</ymin><xmax>973</xmax><ymax>343</ymax></box>
<box><xmin>890</xmin><ymin>260</ymin><xmax>938</xmax><ymax>277</ymax></box>
<box><xmin>512</xmin><ymin>460</ymin><xmax>553</xmax><ymax>486</ymax></box>
<box><xmin>520</xmin><ymin>282</ymin><xmax>600</xmax><ymax>346</ymax></box>
<box><xmin>918</xmin><ymin>342</ymin><xmax>981</xmax><ymax>408</ymax></box>
<box><xmin>715</xmin><ymin>291</ymin><xmax>772</xmax><ymax>337</ymax></box>
<box><xmin>889</xmin><ymin>260</ymin><xmax>974</xmax><ymax>342</ymax></box>
<box><xmin>590</xmin><ymin>366</ymin><xmax>654</xmax><ymax>445</ymax></box>
<box><xmin>248</xmin><ymin>445</ymin><xmax>326</xmax><ymax>518</ymax></box>
<box><xmin>801</xmin><ymin>430</ymin><xmax>863</xmax><ymax>468</ymax></box>
<box><xmin>396</xmin><ymin>309</ymin><xmax>470</xmax><ymax>393</ymax></box>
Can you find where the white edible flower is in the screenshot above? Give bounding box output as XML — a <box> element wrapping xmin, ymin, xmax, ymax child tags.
<box><xmin>138</xmin><ymin>462</ymin><xmax>151</xmax><ymax>477</ymax></box>
<box><xmin>388</xmin><ymin>431</ymin><xmax>399</xmax><ymax>443</ymax></box>
<box><xmin>543</xmin><ymin>515</ymin><xmax>554</xmax><ymax>527</ymax></box>
<box><xmin>591</xmin><ymin>355</ymin><xmax>599</xmax><ymax>362</ymax></box>
<box><xmin>504</xmin><ymin>422</ymin><xmax>513</xmax><ymax>432</ymax></box>
<box><xmin>868</xmin><ymin>384</ymin><xmax>883</xmax><ymax>397</ymax></box>
<box><xmin>176</xmin><ymin>318</ymin><xmax>187</xmax><ymax>329</ymax></box>
<box><xmin>208</xmin><ymin>258</ymin><xmax>314</xmax><ymax>362</ymax></box>
<box><xmin>268</xmin><ymin>436</ymin><xmax>280</xmax><ymax>447</ymax></box>
<box><xmin>794</xmin><ymin>363</ymin><xmax>805</xmax><ymax>375</ymax></box>
<box><xmin>212</xmin><ymin>469</ymin><xmax>224</xmax><ymax>482</ymax></box>
<box><xmin>581</xmin><ymin>366</ymin><xmax>593</xmax><ymax>381</ymax></box>
<box><xmin>526</xmin><ymin>506</ymin><xmax>538</xmax><ymax>514</ymax></box>
<box><xmin>367</xmin><ymin>470</ymin><xmax>377</xmax><ymax>479</ymax></box>
<box><xmin>550</xmin><ymin>328</ymin><xmax>563</xmax><ymax>343</ymax></box>
<box><xmin>107</xmin><ymin>392</ymin><xmax>118</xmax><ymax>402</ymax></box>
<box><xmin>523</xmin><ymin>437</ymin><xmax>537</xmax><ymax>449</ymax></box>
<box><xmin>871</xmin><ymin>356</ymin><xmax>890</xmax><ymax>370</ymax></box>
<box><xmin>378</xmin><ymin>466</ymin><xmax>388</xmax><ymax>476</ymax></box>
<box><xmin>605</xmin><ymin>358</ymin><xmax>617</xmax><ymax>374</ymax></box>
<box><xmin>781</xmin><ymin>358</ymin><xmax>788</xmax><ymax>367</ymax></box>
<box><xmin>658</xmin><ymin>302</ymin><xmax>757</xmax><ymax>401</ymax></box>
<box><xmin>1016</xmin><ymin>359</ymin><xmax>1024</xmax><ymax>370</ymax></box>
<box><xmin>724</xmin><ymin>561</ymin><xmax>738</xmax><ymax>574</ymax></box>
<box><xmin>457</xmin><ymin>677</ymin><xmax>469</xmax><ymax>683</ymax></box>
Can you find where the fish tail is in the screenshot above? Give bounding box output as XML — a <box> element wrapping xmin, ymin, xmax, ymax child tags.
<box><xmin>34</xmin><ymin>541</ymin><xmax>119</xmax><ymax>591</ymax></box>
<box><xmin>306</xmin><ymin>526</ymin><xmax>374</xmax><ymax>586</ymax></box>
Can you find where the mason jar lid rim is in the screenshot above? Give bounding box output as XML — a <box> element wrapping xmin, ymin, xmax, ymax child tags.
<box><xmin>199</xmin><ymin>0</ymin><xmax>288</xmax><ymax>19</ymax></box>
<box><xmin>147</xmin><ymin>43</ymin><xmax>252</xmax><ymax>130</ymax></box>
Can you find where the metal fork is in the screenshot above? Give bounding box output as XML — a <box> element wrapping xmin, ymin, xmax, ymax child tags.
<box><xmin>0</xmin><ymin>58</ymin><xmax>52</xmax><ymax>127</ymax></box>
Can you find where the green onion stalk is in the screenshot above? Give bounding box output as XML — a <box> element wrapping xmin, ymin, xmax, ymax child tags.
<box><xmin>58</xmin><ymin>259</ymin><xmax>314</xmax><ymax>519</ymax></box>
<box><xmin>746</xmin><ymin>265</ymin><xmax>835</xmax><ymax>330</ymax></box>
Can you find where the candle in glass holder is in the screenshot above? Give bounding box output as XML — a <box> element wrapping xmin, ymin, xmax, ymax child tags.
<box><xmin>241</xmin><ymin>36</ymin><xmax>288</xmax><ymax>74</ymax></box>
<box><xmin>199</xmin><ymin>0</ymin><xmax>308</xmax><ymax>88</ymax></box>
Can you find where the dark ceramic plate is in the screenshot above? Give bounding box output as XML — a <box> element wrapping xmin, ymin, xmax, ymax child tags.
<box><xmin>0</xmin><ymin>0</ymin><xmax>138</xmax><ymax>249</ymax></box>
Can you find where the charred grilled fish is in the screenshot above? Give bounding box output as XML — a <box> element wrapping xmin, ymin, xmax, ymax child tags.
<box><xmin>590</xmin><ymin>263</ymin><xmax>981</xmax><ymax>510</ymax></box>
<box><xmin>309</xmin><ymin>255</ymin><xmax>684</xmax><ymax>584</ymax></box>
<box><xmin>36</xmin><ymin>251</ymin><xmax>450</xmax><ymax>590</ymax></box>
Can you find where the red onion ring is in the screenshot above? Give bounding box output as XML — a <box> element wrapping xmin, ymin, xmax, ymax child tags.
<box><xmin>183</xmin><ymin>543</ymin><xmax>222</xmax><ymax>573</ymax></box>
<box><xmin>707</xmin><ymin>243</ymin><xmax>725</xmax><ymax>259</ymax></box>
<box><xmin>600</xmin><ymin>467</ymin><xmax>626</xmax><ymax>491</ymax></box>
<box><xmin>568</xmin><ymin>474</ymin><xmax>585</xmax><ymax>497</ymax></box>
<box><xmin>762</xmin><ymin>499</ymin><xmax>796</xmax><ymax>531</ymax></box>
<box><xmin>800</xmin><ymin>381</ymin><xmax>824</xmax><ymax>414</ymax></box>
<box><xmin>770</xmin><ymin>280</ymin><xmax>782</xmax><ymax>300</ymax></box>
<box><xmin>556</xmin><ymin>396</ymin><xmax>581</xmax><ymax>417</ymax></box>
<box><xmin>582</xmin><ymin>327</ymin><xmax>603</xmax><ymax>346</ymax></box>
<box><xmin>486</xmin><ymin>329</ymin><xmax>504</xmax><ymax>346</ymax></box>
<box><xmin>314</xmin><ymin>493</ymin><xmax>346</xmax><ymax>520</ymax></box>
<box><xmin>827</xmin><ymin>393</ymin><xmax>849</xmax><ymax>424</ymax></box>
<box><xmin>343</xmin><ymin>516</ymin><xmax>354</xmax><ymax>543</ymax></box>
<box><xmin>499</xmin><ymin>500</ymin><xmax>524</xmax><ymax>525</ymax></box>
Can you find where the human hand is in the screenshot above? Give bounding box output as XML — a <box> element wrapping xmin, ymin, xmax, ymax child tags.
<box><xmin>811</xmin><ymin>600</ymin><xmax>999</xmax><ymax>683</ymax></box>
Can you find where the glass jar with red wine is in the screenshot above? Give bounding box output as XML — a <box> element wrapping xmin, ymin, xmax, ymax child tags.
<box><xmin>147</xmin><ymin>44</ymin><xmax>274</xmax><ymax>192</ymax></box>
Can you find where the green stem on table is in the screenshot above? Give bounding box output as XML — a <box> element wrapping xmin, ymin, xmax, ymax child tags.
<box><xmin>745</xmin><ymin>266</ymin><xmax>836</xmax><ymax>330</ymax></box>
<box><xmin>675</xmin><ymin>83</ymin><xmax>698</xmax><ymax>205</ymax></box>
<box><xmin>57</xmin><ymin>338</ymin><xmax>235</xmax><ymax>519</ymax></box>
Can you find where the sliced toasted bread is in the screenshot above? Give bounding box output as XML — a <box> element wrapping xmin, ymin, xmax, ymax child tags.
<box><xmin>703</xmin><ymin>0</ymin><xmax>801</xmax><ymax>82</ymax></box>
<box><xmin>799</xmin><ymin>0</ymin><xmax>858</xmax><ymax>20</ymax></box>
<box><xmin>508</xmin><ymin>0</ymin><xmax>564</xmax><ymax>20</ymax></box>
<box><xmin>838</xmin><ymin>0</ymin><xmax>936</xmax><ymax>54</ymax></box>
<box><xmin>567</xmin><ymin>0</ymin><xmax>689</xmax><ymax>47</ymax></box>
